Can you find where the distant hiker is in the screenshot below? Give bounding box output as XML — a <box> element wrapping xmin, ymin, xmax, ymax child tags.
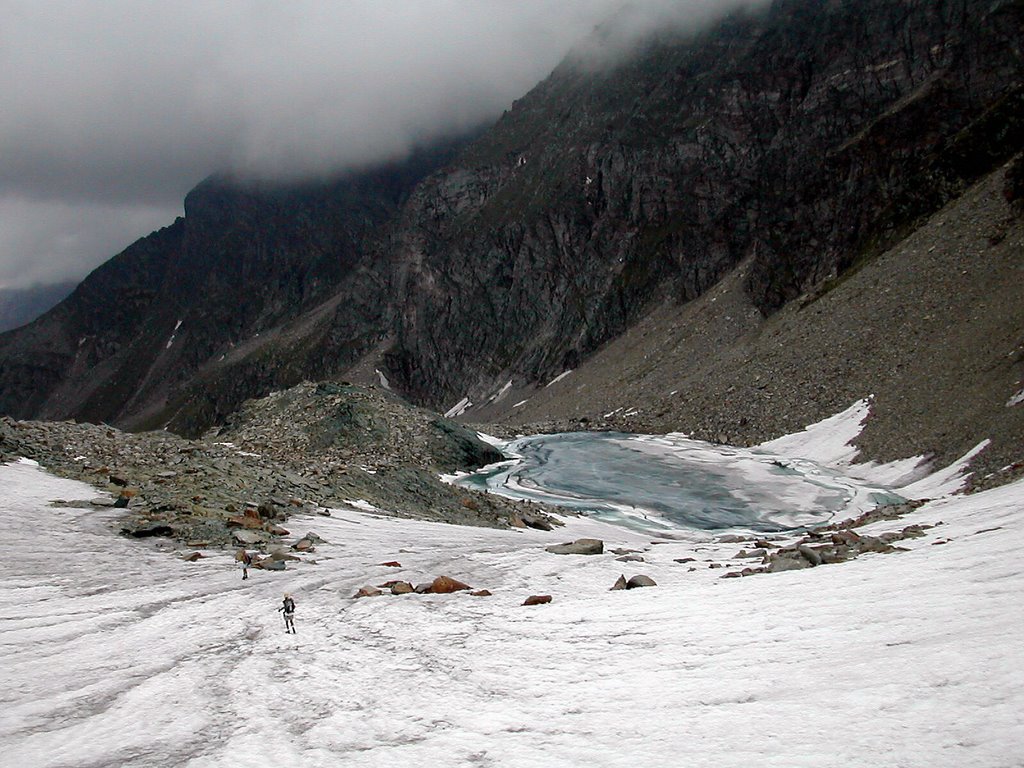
<box><xmin>235</xmin><ymin>548</ymin><xmax>251</xmax><ymax>580</ymax></box>
<box><xmin>241</xmin><ymin>550</ymin><xmax>252</xmax><ymax>580</ymax></box>
<box><xmin>278</xmin><ymin>593</ymin><xmax>296</xmax><ymax>634</ymax></box>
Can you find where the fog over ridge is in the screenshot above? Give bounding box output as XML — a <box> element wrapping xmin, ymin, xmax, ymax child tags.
<box><xmin>0</xmin><ymin>0</ymin><xmax>765</xmax><ymax>289</ymax></box>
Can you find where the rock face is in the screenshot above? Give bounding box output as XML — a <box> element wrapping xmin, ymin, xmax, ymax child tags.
<box><xmin>381</xmin><ymin>0</ymin><xmax>1024</xmax><ymax>410</ymax></box>
<box><xmin>0</xmin><ymin>0</ymin><xmax>1020</xmax><ymax>445</ymax></box>
<box><xmin>0</xmin><ymin>144</ymin><xmax>463</xmax><ymax>434</ymax></box>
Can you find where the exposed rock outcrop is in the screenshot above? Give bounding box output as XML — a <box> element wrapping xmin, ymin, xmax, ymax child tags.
<box><xmin>0</xmin><ymin>381</ymin><xmax>560</xmax><ymax>545</ymax></box>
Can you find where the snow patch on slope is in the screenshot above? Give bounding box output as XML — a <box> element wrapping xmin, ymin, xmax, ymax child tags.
<box><xmin>444</xmin><ymin>397</ymin><xmax>472</xmax><ymax>418</ymax></box>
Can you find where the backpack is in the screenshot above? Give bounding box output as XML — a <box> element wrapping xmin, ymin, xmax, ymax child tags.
<box><xmin>283</xmin><ymin>597</ymin><xmax>295</xmax><ymax>613</ymax></box>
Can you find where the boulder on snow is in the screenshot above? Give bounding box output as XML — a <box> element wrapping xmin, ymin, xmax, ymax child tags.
<box><xmin>626</xmin><ymin>575</ymin><xmax>657</xmax><ymax>589</ymax></box>
<box><xmin>522</xmin><ymin>594</ymin><xmax>552</xmax><ymax>606</ymax></box>
<box><xmin>257</xmin><ymin>559</ymin><xmax>286</xmax><ymax>571</ymax></box>
<box><xmin>232</xmin><ymin>529</ymin><xmax>267</xmax><ymax>546</ymax></box>
<box><xmin>427</xmin><ymin>575</ymin><xmax>472</xmax><ymax>594</ymax></box>
<box><xmin>610</xmin><ymin>575</ymin><xmax>628</xmax><ymax>591</ymax></box>
<box><xmin>521</xmin><ymin>511</ymin><xmax>555</xmax><ymax>531</ymax></box>
<box><xmin>735</xmin><ymin>548</ymin><xmax>767</xmax><ymax>559</ymax></box>
<box><xmin>767</xmin><ymin>555</ymin><xmax>809</xmax><ymax>573</ymax></box>
<box><xmin>390</xmin><ymin>581</ymin><xmax>415</xmax><ymax>595</ymax></box>
<box><xmin>545</xmin><ymin>538</ymin><xmax>603</xmax><ymax>555</ymax></box>
<box><xmin>267</xmin><ymin>549</ymin><xmax>301</xmax><ymax>562</ymax></box>
<box><xmin>353</xmin><ymin>586</ymin><xmax>383</xmax><ymax>598</ymax></box>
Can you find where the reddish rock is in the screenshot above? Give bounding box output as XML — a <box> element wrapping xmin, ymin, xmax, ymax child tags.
<box><xmin>522</xmin><ymin>595</ymin><xmax>552</xmax><ymax>606</ymax></box>
<box><xmin>353</xmin><ymin>586</ymin><xmax>383</xmax><ymax>598</ymax></box>
<box><xmin>428</xmin><ymin>575</ymin><xmax>472</xmax><ymax>594</ymax></box>
<box><xmin>292</xmin><ymin>538</ymin><xmax>315</xmax><ymax>551</ymax></box>
<box><xmin>226</xmin><ymin>515</ymin><xmax>263</xmax><ymax>530</ymax></box>
<box><xmin>182</xmin><ymin>552</ymin><xmax>203</xmax><ymax>562</ymax></box>
<box><xmin>379</xmin><ymin>561</ymin><xmax>402</xmax><ymax>568</ymax></box>
<box><xmin>470</xmin><ymin>589</ymin><xmax>492</xmax><ymax>597</ymax></box>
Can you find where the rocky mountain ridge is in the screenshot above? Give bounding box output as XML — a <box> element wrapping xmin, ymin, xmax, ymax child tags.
<box><xmin>0</xmin><ymin>0</ymin><xmax>1020</xmax><ymax>478</ymax></box>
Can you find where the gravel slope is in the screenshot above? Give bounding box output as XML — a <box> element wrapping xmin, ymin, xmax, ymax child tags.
<box><xmin>476</xmin><ymin>159</ymin><xmax>1024</xmax><ymax>487</ymax></box>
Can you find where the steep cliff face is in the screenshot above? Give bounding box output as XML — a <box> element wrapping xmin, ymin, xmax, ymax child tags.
<box><xmin>0</xmin><ymin>144</ymin><xmax>462</xmax><ymax>430</ymax></box>
<box><xmin>0</xmin><ymin>220</ymin><xmax>184</xmax><ymax>421</ymax></box>
<box><xmin>382</xmin><ymin>0</ymin><xmax>1023</xmax><ymax>409</ymax></box>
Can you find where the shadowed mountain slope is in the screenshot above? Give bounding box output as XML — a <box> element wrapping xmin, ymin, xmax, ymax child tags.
<box><xmin>0</xmin><ymin>0</ymin><xmax>1020</xmax><ymax>470</ymax></box>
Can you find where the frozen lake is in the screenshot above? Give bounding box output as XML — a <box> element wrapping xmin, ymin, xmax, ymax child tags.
<box><xmin>456</xmin><ymin>431</ymin><xmax>905</xmax><ymax>533</ymax></box>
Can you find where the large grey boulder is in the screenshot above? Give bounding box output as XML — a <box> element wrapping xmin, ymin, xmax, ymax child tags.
<box><xmin>232</xmin><ymin>529</ymin><xmax>267</xmax><ymax>546</ymax></box>
<box><xmin>626</xmin><ymin>575</ymin><xmax>657</xmax><ymax>589</ymax></box>
<box><xmin>545</xmin><ymin>538</ymin><xmax>604</xmax><ymax>555</ymax></box>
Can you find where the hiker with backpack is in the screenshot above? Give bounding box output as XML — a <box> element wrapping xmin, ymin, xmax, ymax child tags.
<box><xmin>240</xmin><ymin>550</ymin><xmax>252</xmax><ymax>580</ymax></box>
<box><xmin>278</xmin><ymin>594</ymin><xmax>296</xmax><ymax>633</ymax></box>
<box><xmin>236</xmin><ymin>548</ymin><xmax>253</xmax><ymax>580</ymax></box>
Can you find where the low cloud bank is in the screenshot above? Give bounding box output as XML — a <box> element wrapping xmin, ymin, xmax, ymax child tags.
<box><xmin>0</xmin><ymin>0</ymin><xmax>763</xmax><ymax>288</ymax></box>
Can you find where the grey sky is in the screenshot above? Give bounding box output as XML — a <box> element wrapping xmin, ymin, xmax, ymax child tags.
<box><xmin>0</xmin><ymin>0</ymin><xmax>760</xmax><ymax>289</ymax></box>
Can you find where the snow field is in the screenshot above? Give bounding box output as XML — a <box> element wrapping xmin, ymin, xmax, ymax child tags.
<box><xmin>1</xmin><ymin>457</ymin><xmax>1022</xmax><ymax>766</ymax></box>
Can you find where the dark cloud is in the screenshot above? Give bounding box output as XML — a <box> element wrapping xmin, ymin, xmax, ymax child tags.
<box><xmin>0</xmin><ymin>0</ymin><xmax>762</xmax><ymax>289</ymax></box>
